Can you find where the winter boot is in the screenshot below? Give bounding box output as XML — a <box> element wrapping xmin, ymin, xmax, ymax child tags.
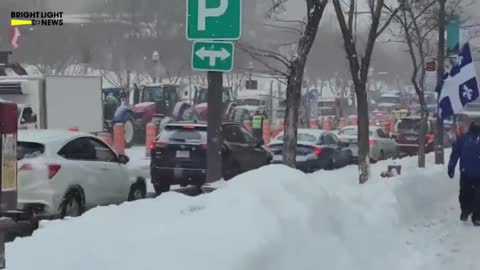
<box><xmin>472</xmin><ymin>219</ymin><xmax>480</xmax><ymax>226</ymax></box>
<box><xmin>460</xmin><ymin>212</ymin><xmax>470</xmax><ymax>222</ymax></box>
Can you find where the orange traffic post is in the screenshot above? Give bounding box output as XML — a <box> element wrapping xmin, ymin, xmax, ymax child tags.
<box><xmin>323</xmin><ymin>118</ymin><xmax>331</xmax><ymax>131</ymax></box>
<box><xmin>272</xmin><ymin>120</ymin><xmax>284</xmax><ymax>138</ymax></box>
<box><xmin>145</xmin><ymin>122</ymin><xmax>157</xmax><ymax>157</ymax></box>
<box><xmin>338</xmin><ymin>117</ymin><xmax>346</xmax><ymax>129</ymax></box>
<box><xmin>390</xmin><ymin>116</ymin><xmax>396</xmax><ymax>133</ymax></box>
<box><xmin>350</xmin><ymin>115</ymin><xmax>358</xmax><ymax>126</ymax></box>
<box><xmin>382</xmin><ymin>115</ymin><xmax>390</xmax><ymax>133</ymax></box>
<box><xmin>262</xmin><ymin>119</ymin><xmax>271</xmax><ymax>145</ymax></box>
<box><xmin>310</xmin><ymin>119</ymin><xmax>318</xmax><ymax>129</ymax></box>
<box><xmin>113</xmin><ymin>123</ymin><xmax>125</xmax><ymax>155</ymax></box>
<box><xmin>97</xmin><ymin>132</ymin><xmax>113</xmax><ymax>146</ymax></box>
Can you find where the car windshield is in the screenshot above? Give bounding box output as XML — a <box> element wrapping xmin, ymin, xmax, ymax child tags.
<box><xmin>238</xmin><ymin>99</ymin><xmax>261</xmax><ymax>106</ymax></box>
<box><xmin>318</xmin><ymin>101</ymin><xmax>335</xmax><ymax>107</ymax></box>
<box><xmin>17</xmin><ymin>142</ymin><xmax>45</xmax><ymax>160</ymax></box>
<box><xmin>197</xmin><ymin>88</ymin><xmax>232</xmax><ymax>103</ymax></box>
<box><xmin>398</xmin><ymin>119</ymin><xmax>421</xmax><ymax>130</ymax></box>
<box><xmin>159</xmin><ymin>126</ymin><xmax>207</xmax><ymax>143</ymax></box>
<box><xmin>142</xmin><ymin>86</ymin><xmax>164</xmax><ymax>102</ymax></box>
<box><xmin>339</xmin><ymin>128</ymin><xmax>373</xmax><ymax>136</ymax></box>
<box><xmin>378</xmin><ymin>96</ymin><xmax>400</xmax><ymax>104</ymax></box>
<box><xmin>276</xmin><ymin>133</ymin><xmax>318</xmax><ymax>143</ymax></box>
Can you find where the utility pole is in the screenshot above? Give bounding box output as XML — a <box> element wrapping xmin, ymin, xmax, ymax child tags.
<box><xmin>435</xmin><ymin>0</ymin><xmax>447</xmax><ymax>165</ymax></box>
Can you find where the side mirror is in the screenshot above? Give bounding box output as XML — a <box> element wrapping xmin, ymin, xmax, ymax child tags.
<box><xmin>118</xmin><ymin>154</ymin><xmax>130</xmax><ymax>164</ymax></box>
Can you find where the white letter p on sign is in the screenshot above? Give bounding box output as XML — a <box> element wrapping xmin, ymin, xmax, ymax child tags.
<box><xmin>198</xmin><ymin>0</ymin><xmax>228</xmax><ymax>31</ymax></box>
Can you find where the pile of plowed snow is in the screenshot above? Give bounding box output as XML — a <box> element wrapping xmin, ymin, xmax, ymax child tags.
<box><xmin>6</xmin><ymin>152</ymin><xmax>458</xmax><ymax>270</ymax></box>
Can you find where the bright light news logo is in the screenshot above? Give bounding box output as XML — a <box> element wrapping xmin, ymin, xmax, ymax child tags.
<box><xmin>11</xmin><ymin>11</ymin><xmax>64</xmax><ymax>26</ymax></box>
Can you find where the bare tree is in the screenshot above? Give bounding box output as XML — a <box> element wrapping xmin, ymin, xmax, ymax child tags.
<box><xmin>240</xmin><ymin>0</ymin><xmax>328</xmax><ymax>167</ymax></box>
<box><xmin>332</xmin><ymin>0</ymin><xmax>400</xmax><ymax>183</ymax></box>
<box><xmin>390</xmin><ymin>0</ymin><xmax>437</xmax><ymax>168</ymax></box>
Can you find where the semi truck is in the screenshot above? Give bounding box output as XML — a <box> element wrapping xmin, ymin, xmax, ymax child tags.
<box><xmin>0</xmin><ymin>75</ymin><xmax>103</xmax><ymax>132</ymax></box>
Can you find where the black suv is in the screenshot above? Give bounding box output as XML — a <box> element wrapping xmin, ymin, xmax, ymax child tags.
<box><xmin>150</xmin><ymin>122</ymin><xmax>272</xmax><ymax>194</ymax></box>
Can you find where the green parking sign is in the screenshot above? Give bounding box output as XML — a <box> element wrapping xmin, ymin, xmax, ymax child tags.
<box><xmin>187</xmin><ymin>0</ymin><xmax>242</xmax><ymax>40</ymax></box>
<box><xmin>192</xmin><ymin>41</ymin><xmax>234</xmax><ymax>72</ymax></box>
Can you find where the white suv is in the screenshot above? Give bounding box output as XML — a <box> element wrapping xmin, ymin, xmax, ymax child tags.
<box><xmin>17</xmin><ymin>130</ymin><xmax>146</xmax><ymax>218</ymax></box>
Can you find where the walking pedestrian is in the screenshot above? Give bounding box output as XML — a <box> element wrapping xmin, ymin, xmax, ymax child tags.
<box><xmin>448</xmin><ymin>121</ymin><xmax>480</xmax><ymax>225</ymax></box>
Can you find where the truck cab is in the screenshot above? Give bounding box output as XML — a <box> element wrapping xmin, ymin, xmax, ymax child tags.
<box><xmin>17</xmin><ymin>104</ymin><xmax>37</xmax><ymax>130</ymax></box>
<box><xmin>192</xmin><ymin>86</ymin><xmax>236</xmax><ymax>121</ymax></box>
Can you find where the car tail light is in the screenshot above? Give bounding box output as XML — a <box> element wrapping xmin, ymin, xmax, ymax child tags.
<box><xmin>149</xmin><ymin>141</ymin><xmax>156</xmax><ymax>149</ymax></box>
<box><xmin>201</xmin><ymin>144</ymin><xmax>208</xmax><ymax>149</ymax></box>
<box><xmin>152</xmin><ymin>140</ymin><xmax>168</xmax><ymax>149</ymax></box>
<box><xmin>19</xmin><ymin>163</ymin><xmax>33</xmax><ymax>171</ymax></box>
<box><xmin>426</xmin><ymin>134</ymin><xmax>435</xmax><ymax>143</ymax></box>
<box><xmin>369</xmin><ymin>138</ymin><xmax>376</xmax><ymax>145</ymax></box>
<box><xmin>313</xmin><ymin>147</ymin><xmax>322</xmax><ymax>156</ymax></box>
<box><xmin>182</xmin><ymin>125</ymin><xmax>195</xmax><ymax>129</ymax></box>
<box><xmin>48</xmin><ymin>164</ymin><xmax>61</xmax><ymax>179</ymax></box>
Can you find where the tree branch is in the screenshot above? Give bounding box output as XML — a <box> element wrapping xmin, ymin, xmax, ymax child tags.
<box><xmin>237</xmin><ymin>43</ymin><xmax>291</xmax><ymax>68</ymax></box>
<box><xmin>376</xmin><ymin>4</ymin><xmax>401</xmax><ymax>38</ymax></box>
<box><xmin>264</xmin><ymin>23</ymin><xmax>303</xmax><ymax>35</ymax></box>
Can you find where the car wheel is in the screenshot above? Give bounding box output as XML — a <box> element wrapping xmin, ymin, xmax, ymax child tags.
<box><xmin>60</xmin><ymin>189</ymin><xmax>85</xmax><ymax>218</ymax></box>
<box><xmin>128</xmin><ymin>180</ymin><xmax>146</xmax><ymax>201</ymax></box>
<box><xmin>379</xmin><ymin>150</ymin><xmax>385</xmax><ymax>161</ymax></box>
<box><xmin>124</xmin><ymin>113</ymin><xmax>137</xmax><ymax>148</ymax></box>
<box><xmin>154</xmin><ymin>183</ymin><xmax>170</xmax><ymax>196</ymax></box>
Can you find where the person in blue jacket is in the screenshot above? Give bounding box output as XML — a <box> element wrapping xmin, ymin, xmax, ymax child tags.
<box><xmin>448</xmin><ymin>121</ymin><xmax>480</xmax><ymax>225</ymax></box>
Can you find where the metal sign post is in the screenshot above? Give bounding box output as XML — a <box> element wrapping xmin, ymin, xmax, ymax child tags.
<box><xmin>206</xmin><ymin>71</ymin><xmax>223</xmax><ymax>182</ymax></box>
<box><xmin>187</xmin><ymin>0</ymin><xmax>242</xmax><ymax>183</ymax></box>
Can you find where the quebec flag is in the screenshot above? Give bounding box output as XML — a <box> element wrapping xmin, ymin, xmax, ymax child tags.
<box><xmin>438</xmin><ymin>42</ymin><xmax>480</xmax><ymax>120</ymax></box>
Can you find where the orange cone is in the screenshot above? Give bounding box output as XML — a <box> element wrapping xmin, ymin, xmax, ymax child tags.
<box><xmin>145</xmin><ymin>123</ymin><xmax>157</xmax><ymax>157</ymax></box>
<box><xmin>350</xmin><ymin>115</ymin><xmax>358</xmax><ymax>126</ymax></box>
<box><xmin>323</xmin><ymin>118</ymin><xmax>331</xmax><ymax>131</ymax></box>
<box><xmin>262</xmin><ymin>119</ymin><xmax>271</xmax><ymax>145</ymax></box>
<box><xmin>338</xmin><ymin>117</ymin><xmax>346</xmax><ymax>129</ymax></box>
<box><xmin>113</xmin><ymin>123</ymin><xmax>125</xmax><ymax>155</ymax></box>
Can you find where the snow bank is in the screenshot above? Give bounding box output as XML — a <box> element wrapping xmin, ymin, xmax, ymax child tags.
<box><xmin>6</xmin><ymin>153</ymin><xmax>458</xmax><ymax>270</ymax></box>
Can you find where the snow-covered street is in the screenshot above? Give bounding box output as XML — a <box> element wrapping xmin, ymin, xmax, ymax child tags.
<box><xmin>5</xmin><ymin>150</ymin><xmax>480</xmax><ymax>270</ymax></box>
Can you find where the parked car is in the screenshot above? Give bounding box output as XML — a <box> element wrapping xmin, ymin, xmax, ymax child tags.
<box><xmin>17</xmin><ymin>130</ymin><xmax>147</xmax><ymax>218</ymax></box>
<box><xmin>150</xmin><ymin>121</ymin><xmax>272</xmax><ymax>194</ymax></box>
<box><xmin>337</xmin><ymin>125</ymin><xmax>399</xmax><ymax>162</ymax></box>
<box><xmin>267</xmin><ymin>129</ymin><xmax>354</xmax><ymax>172</ymax></box>
<box><xmin>393</xmin><ymin>116</ymin><xmax>450</xmax><ymax>156</ymax></box>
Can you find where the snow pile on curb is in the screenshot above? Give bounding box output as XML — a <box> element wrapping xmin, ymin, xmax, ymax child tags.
<box><xmin>6</xmin><ymin>153</ymin><xmax>457</xmax><ymax>270</ymax></box>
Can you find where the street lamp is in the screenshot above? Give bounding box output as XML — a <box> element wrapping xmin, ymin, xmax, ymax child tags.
<box><xmin>152</xmin><ymin>50</ymin><xmax>160</xmax><ymax>83</ymax></box>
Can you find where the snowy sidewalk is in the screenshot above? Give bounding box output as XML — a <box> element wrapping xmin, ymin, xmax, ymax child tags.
<box><xmin>6</xmin><ymin>150</ymin><xmax>480</xmax><ymax>270</ymax></box>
